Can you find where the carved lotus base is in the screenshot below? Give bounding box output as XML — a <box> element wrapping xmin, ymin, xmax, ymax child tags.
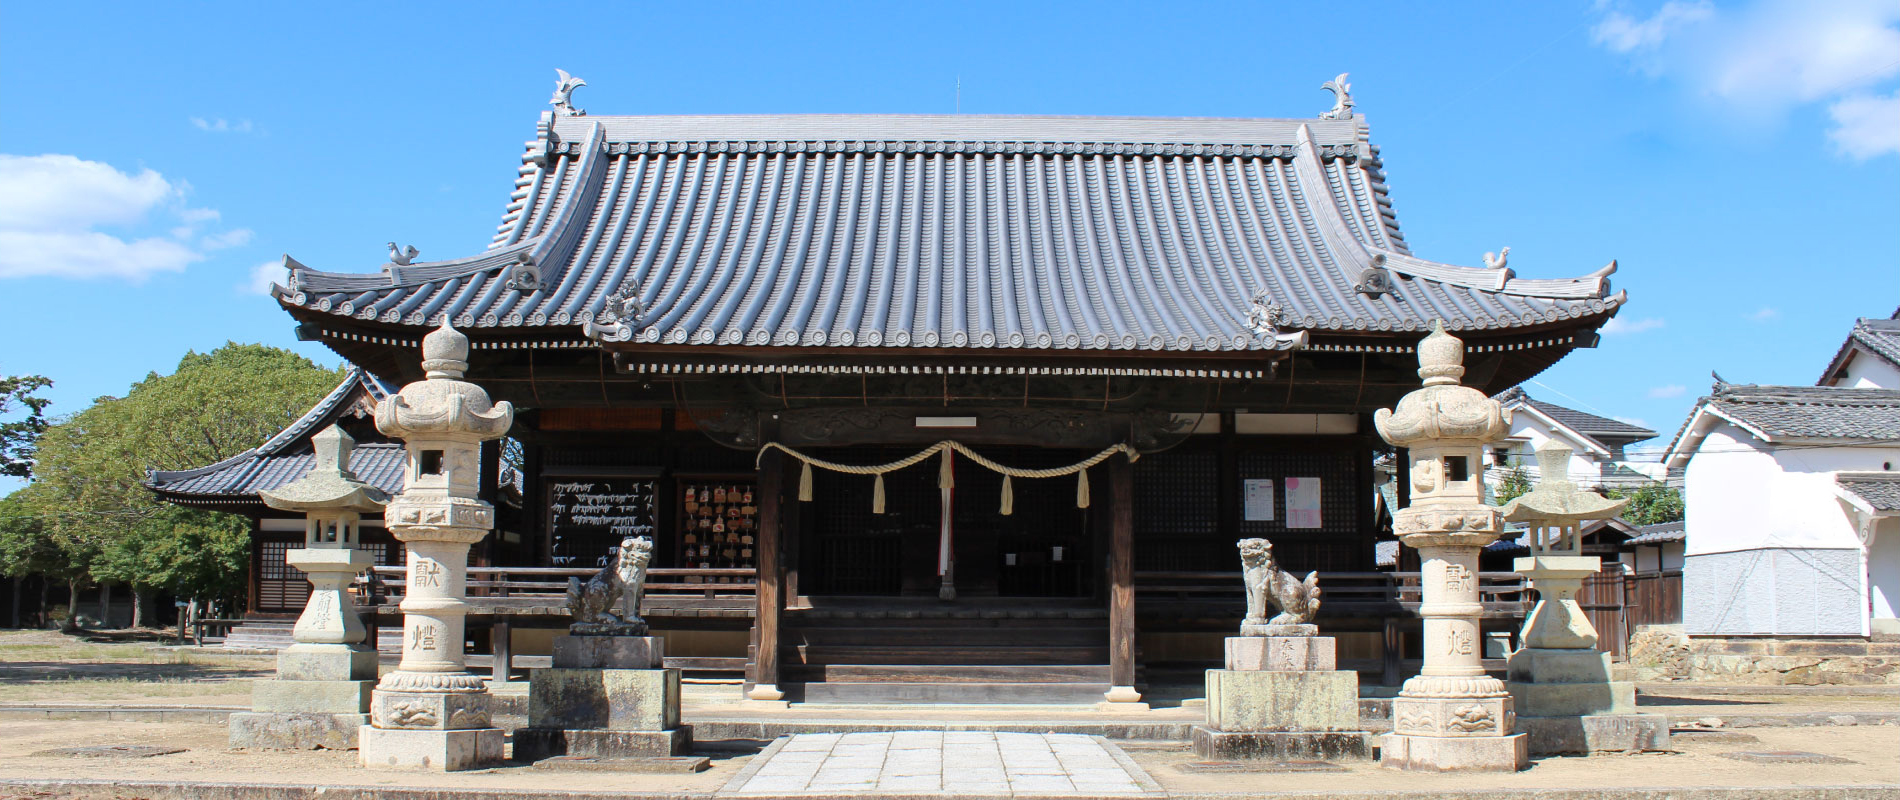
<box><xmin>375</xmin><ymin>670</ymin><xmax>489</xmax><ymax>693</ymax></box>
<box><xmin>1398</xmin><ymin>674</ymin><xmax>1509</xmax><ymax>698</ymax></box>
<box><xmin>370</xmin><ymin>689</ymin><xmax>492</xmax><ymax>731</ymax></box>
<box><xmin>1390</xmin><ymin>695</ymin><xmax>1514</xmax><ymax>738</ymax></box>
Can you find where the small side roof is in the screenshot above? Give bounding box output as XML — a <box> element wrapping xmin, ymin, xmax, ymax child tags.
<box><xmin>1837</xmin><ymin>472</ymin><xmax>1900</xmax><ymax>515</ymax></box>
<box><xmin>1663</xmin><ymin>378</ymin><xmax>1900</xmax><ymax>468</ymax></box>
<box><xmin>1495</xmin><ymin>386</ymin><xmax>1657</xmax><ymax>455</ymax></box>
<box><xmin>1819</xmin><ymin>308</ymin><xmax>1900</xmax><ymax>386</ymax></box>
<box><xmin>146</xmin><ymin>368</ymin><xmax>404</xmax><ymax>508</ymax></box>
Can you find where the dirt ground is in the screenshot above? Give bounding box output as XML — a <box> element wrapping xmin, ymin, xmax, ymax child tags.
<box><xmin>0</xmin><ymin>717</ymin><xmax>1892</xmax><ymax>796</ymax></box>
<box><xmin>0</xmin><ymin>630</ymin><xmax>271</xmax><ymax>706</ymax></box>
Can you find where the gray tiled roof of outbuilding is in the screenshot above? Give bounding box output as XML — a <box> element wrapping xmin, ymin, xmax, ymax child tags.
<box><xmin>273</xmin><ymin>112</ymin><xmax>1623</xmax><ymax>354</ymax></box>
<box><xmin>1819</xmin><ymin>310</ymin><xmax>1900</xmax><ymax>385</ymax></box>
<box><xmin>1838</xmin><ymin>473</ymin><xmax>1900</xmax><ymax>513</ymax></box>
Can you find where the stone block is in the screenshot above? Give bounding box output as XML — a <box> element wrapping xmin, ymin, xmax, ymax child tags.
<box><xmin>1516</xmin><ymin>713</ymin><xmax>1670</xmax><ymax>755</ymax></box>
<box><xmin>1390</xmin><ymin>695</ymin><xmax>1514</xmax><ymax>738</ymax></box>
<box><xmin>1507</xmin><ymin>680</ymin><xmax>1636</xmax><ymax>717</ymax></box>
<box><xmin>358</xmin><ymin>725</ymin><xmax>503</xmax><ymax>771</ymax></box>
<box><xmin>552</xmin><ymin>635</ymin><xmax>664</xmax><ymax>669</ymax></box>
<box><xmin>1241</xmin><ymin>623</ymin><xmax>1318</xmax><ymax>637</ymax></box>
<box><xmin>253</xmin><ymin>679</ymin><xmax>374</xmax><ymax>714</ymax></box>
<box><xmin>228</xmin><ymin>711</ymin><xmax>367</xmax><ymax>750</ymax></box>
<box><xmin>1378</xmin><ymin>732</ymin><xmax>1528</xmax><ymax>772</ymax></box>
<box><xmin>1226</xmin><ymin>636</ymin><xmax>1336</xmax><ymax>671</ymax></box>
<box><xmin>1506</xmin><ymin>647</ymin><xmax>1612</xmax><ymax>684</ymax></box>
<box><xmin>1205</xmin><ymin>669</ymin><xmax>1357</xmax><ymax>731</ymax></box>
<box><xmin>513</xmin><ymin>726</ymin><xmax>692</xmax><ymax>761</ymax></box>
<box><xmin>370</xmin><ymin>690</ymin><xmax>493</xmax><ymax>730</ymax></box>
<box><xmin>530</xmin><ymin>668</ymin><xmax>680</xmax><ymax>731</ymax></box>
<box><xmin>277</xmin><ymin>646</ymin><xmax>379</xmax><ymax>682</ymax></box>
<box><xmin>1190</xmin><ymin>726</ymin><xmax>1371</xmax><ymax>760</ymax></box>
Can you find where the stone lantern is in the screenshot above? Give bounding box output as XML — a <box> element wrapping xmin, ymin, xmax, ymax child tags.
<box><xmin>1373</xmin><ymin>322</ymin><xmax>1527</xmax><ymax>771</ymax></box>
<box><xmin>1499</xmin><ymin>440</ymin><xmax>1667</xmax><ymax>754</ymax></box>
<box><xmin>359</xmin><ymin>322</ymin><xmax>514</xmax><ymax>771</ymax></box>
<box><xmin>229</xmin><ymin>424</ymin><xmax>387</xmax><ymax>750</ymax></box>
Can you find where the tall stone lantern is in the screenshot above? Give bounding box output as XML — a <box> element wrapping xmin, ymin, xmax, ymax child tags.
<box><xmin>229</xmin><ymin>424</ymin><xmax>387</xmax><ymax>750</ymax></box>
<box><xmin>1373</xmin><ymin>322</ymin><xmax>1528</xmax><ymax>771</ymax></box>
<box><xmin>359</xmin><ymin>322</ymin><xmax>514</xmax><ymax>771</ymax></box>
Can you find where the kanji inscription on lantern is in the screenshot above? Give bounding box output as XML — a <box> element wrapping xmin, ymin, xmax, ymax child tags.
<box><xmin>1444</xmin><ymin>563</ymin><xmax>1472</xmax><ymax>593</ymax></box>
<box><xmin>408</xmin><ymin>623</ymin><xmax>438</xmax><ymax>651</ymax></box>
<box><xmin>1448</xmin><ymin>627</ymin><xmax>1474</xmax><ymax>656</ymax></box>
<box><xmin>413</xmin><ymin>558</ymin><xmax>443</xmax><ymax>588</ymax></box>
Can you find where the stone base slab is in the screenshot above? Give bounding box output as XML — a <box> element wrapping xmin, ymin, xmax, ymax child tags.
<box><xmin>358</xmin><ymin>725</ymin><xmax>504</xmax><ymax>771</ymax></box>
<box><xmin>1205</xmin><ymin>669</ymin><xmax>1357</xmax><ymax>731</ymax></box>
<box><xmin>277</xmin><ymin>646</ymin><xmax>379</xmax><ymax>682</ymax></box>
<box><xmin>530</xmin><ymin>668</ymin><xmax>680</xmax><ymax>731</ymax></box>
<box><xmin>228</xmin><ymin>711</ymin><xmax>366</xmax><ymax>750</ymax></box>
<box><xmin>253</xmin><ymin>679</ymin><xmax>373</xmax><ymax>714</ymax></box>
<box><xmin>1508</xmin><ymin>647</ymin><xmax>1613</xmax><ymax>684</ymax></box>
<box><xmin>512</xmin><ymin>727</ymin><xmax>692</xmax><ymax>761</ymax></box>
<box><xmin>1508</xmin><ymin>679</ymin><xmax>1637</xmax><ymax>717</ymax></box>
<box><xmin>1226</xmin><ymin>636</ymin><xmax>1336</xmax><ymax>671</ymax></box>
<box><xmin>1190</xmin><ymin>726</ymin><xmax>1371</xmax><ymax>760</ymax></box>
<box><xmin>1241</xmin><ymin>623</ymin><xmax>1317</xmax><ymax>637</ymax></box>
<box><xmin>1390</xmin><ymin>695</ymin><xmax>1514</xmax><ymax>738</ymax></box>
<box><xmin>1518</xmin><ymin>713</ymin><xmax>1671</xmax><ymax>755</ymax></box>
<box><xmin>370</xmin><ymin>690</ymin><xmax>492</xmax><ymax>730</ymax></box>
<box><xmin>1378</xmin><ymin>732</ymin><xmax>1528</xmax><ymax>772</ymax></box>
<box><xmin>552</xmin><ymin>635</ymin><xmax>664</xmax><ymax>670</ymax></box>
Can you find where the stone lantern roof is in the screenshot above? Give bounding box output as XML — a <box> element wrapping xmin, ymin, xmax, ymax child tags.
<box><xmin>1372</xmin><ymin>322</ymin><xmax>1512</xmax><ymax>447</ymax></box>
<box><xmin>1499</xmin><ymin>441</ymin><xmax>1627</xmax><ymax>525</ymax></box>
<box><xmin>257</xmin><ymin>425</ymin><xmax>388</xmax><ymax>514</ymax></box>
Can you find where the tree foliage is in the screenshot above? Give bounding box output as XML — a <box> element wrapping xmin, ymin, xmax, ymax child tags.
<box><xmin>1609</xmin><ymin>483</ymin><xmax>1686</xmax><ymax>526</ymax></box>
<box><xmin>21</xmin><ymin>343</ymin><xmax>343</xmax><ymax>617</ymax></box>
<box><xmin>0</xmin><ymin>373</ymin><xmax>53</xmax><ymax>478</ymax></box>
<box><xmin>1492</xmin><ymin>466</ymin><xmax>1534</xmax><ymax>505</ymax></box>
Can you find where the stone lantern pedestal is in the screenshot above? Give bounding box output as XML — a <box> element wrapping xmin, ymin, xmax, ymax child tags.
<box><xmin>1192</xmin><ymin>627</ymin><xmax>1370</xmax><ymax>761</ymax></box>
<box><xmin>1374</xmin><ymin>322</ymin><xmax>1528</xmax><ymax>772</ymax></box>
<box><xmin>1501</xmin><ymin>443</ymin><xmax>1669</xmax><ymax>755</ymax></box>
<box><xmin>358</xmin><ymin>323</ymin><xmax>514</xmax><ymax>771</ymax></box>
<box><xmin>230</xmin><ymin>425</ymin><xmax>386</xmax><ymax>750</ymax></box>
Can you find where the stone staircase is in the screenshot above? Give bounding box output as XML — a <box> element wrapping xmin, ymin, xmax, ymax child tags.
<box><xmin>220</xmin><ymin>619</ymin><xmax>401</xmax><ymax>653</ymax></box>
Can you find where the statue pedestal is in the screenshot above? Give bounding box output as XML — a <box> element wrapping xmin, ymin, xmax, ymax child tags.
<box><xmin>1192</xmin><ymin>636</ymin><xmax>1371</xmax><ymax>761</ymax></box>
<box><xmin>514</xmin><ymin>635</ymin><xmax>691</xmax><ymax>761</ymax></box>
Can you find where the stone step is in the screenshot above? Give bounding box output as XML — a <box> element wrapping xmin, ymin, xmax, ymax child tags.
<box><xmin>793</xmin><ymin>681</ymin><xmax>1115</xmax><ymax>704</ymax></box>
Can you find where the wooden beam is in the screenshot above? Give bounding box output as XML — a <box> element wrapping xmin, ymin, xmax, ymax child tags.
<box><xmin>1105</xmin><ymin>454</ymin><xmax>1140</xmax><ymax>703</ymax></box>
<box><xmin>748</xmin><ymin>423</ymin><xmax>785</xmax><ymax>701</ymax></box>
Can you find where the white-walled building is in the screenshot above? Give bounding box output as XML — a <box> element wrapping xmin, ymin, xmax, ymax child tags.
<box><xmin>1665</xmin><ymin>382</ymin><xmax>1900</xmax><ymax>637</ymax></box>
<box><xmin>1819</xmin><ymin>310</ymin><xmax>1900</xmax><ymax>389</ymax></box>
<box><xmin>1489</xmin><ymin>387</ymin><xmax>1660</xmax><ymax>492</ymax></box>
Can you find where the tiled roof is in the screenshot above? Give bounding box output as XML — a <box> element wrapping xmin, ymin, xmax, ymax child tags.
<box><xmin>1626</xmin><ymin>521</ymin><xmax>1685</xmax><ymax>545</ymax></box>
<box><xmin>273</xmin><ymin>112</ymin><xmax>1622</xmax><ymax>355</ymax></box>
<box><xmin>1837</xmin><ymin>473</ymin><xmax>1900</xmax><ymax>513</ymax></box>
<box><xmin>1665</xmin><ymin>381</ymin><xmax>1900</xmax><ymax>465</ymax></box>
<box><xmin>1496</xmin><ymin>386</ymin><xmax>1657</xmax><ymax>450</ymax></box>
<box><xmin>147</xmin><ymin>368</ymin><xmax>404</xmax><ymax>504</ymax></box>
<box><xmin>1820</xmin><ymin>310</ymin><xmax>1900</xmax><ymax>385</ymax></box>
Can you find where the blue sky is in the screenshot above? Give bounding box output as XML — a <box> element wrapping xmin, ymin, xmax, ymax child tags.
<box><xmin>2</xmin><ymin>1</ymin><xmax>1896</xmax><ymax>490</ymax></box>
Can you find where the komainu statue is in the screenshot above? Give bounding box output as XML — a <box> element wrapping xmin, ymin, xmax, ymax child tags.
<box><xmin>1238</xmin><ymin>537</ymin><xmax>1322</xmax><ymax>634</ymax></box>
<box><xmin>566</xmin><ymin>536</ymin><xmax>652</xmax><ymax>635</ymax></box>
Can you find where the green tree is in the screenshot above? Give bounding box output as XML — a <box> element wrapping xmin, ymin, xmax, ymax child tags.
<box><xmin>0</xmin><ymin>374</ymin><xmax>53</xmax><ymax>478</ymax></box>
<box><xmin>1609</xmin><ymin>483</ymin><xmax>1685</xmax><ymax>526</ymax></box>
<box><xmin>30</xmin><ymin>343</ymin><xmax>343</xmax><ymax>626</ymax></box>
<box><xmin>1491</xmin><ymin>466</ymin><xmax>1533</xmax><ymax>505</ymax></box>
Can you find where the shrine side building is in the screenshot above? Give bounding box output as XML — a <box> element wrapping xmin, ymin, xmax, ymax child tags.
<box><xmin>232</xmin><ymin>89</ymin><xmax>1624</xmax><ymax>700</ymax></box>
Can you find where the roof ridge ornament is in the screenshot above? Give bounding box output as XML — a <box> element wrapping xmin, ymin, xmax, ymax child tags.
<box><xmin>387</xmin><ymin>242</ymin><xmax>419</xmax><ymax>266</ymax></box>
<box><xmin>1483</xmin><ymin>247</ymin><xmax>1509</xmax><ymax>271</ymax></box>
<box><xmin>582</xmin><ymin>286</ymin><xmax>647</xmax><ymax>343</ymax></box>
<box><xmin>1319</xmin><ymin>73</ymin><xmax>1354</xmax><ymax>120</ymax></box>
<box><xmin>551</xmin><ymin>69</ymin><xmax>587</xmax><ymax>117</ymax></box>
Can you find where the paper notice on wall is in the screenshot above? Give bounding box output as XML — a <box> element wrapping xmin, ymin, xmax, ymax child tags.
<box><xmin>1243</xmin><ymin>479</ymin><xmax>1275</xmax><ymax>521</ymax></box>
<box><xmin>1286</xmin><ymin>477</ymin><xmax>1322</xmax><ymax>529</ymax></box>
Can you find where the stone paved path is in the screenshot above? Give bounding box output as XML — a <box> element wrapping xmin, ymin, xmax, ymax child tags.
<box><xmin>719</xmin><ymin>731</ymin><xmax>1162</xmax><ymax>796</ymax></box>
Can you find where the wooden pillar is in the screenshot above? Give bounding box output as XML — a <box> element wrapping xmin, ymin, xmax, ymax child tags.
<box><xmin>1104</xmin><ymin>454</ymin><xmax>1140</xmax><ymax>703</ymax></box>
<box><xmin>490</xmin><ymin>617</ymin><xmax>512</xmax><ymax>683</ymax></box>
<box><xmin>749</xmin><ymin>429</ymin><xmax>785</xmax><ymax>702</ymax></box>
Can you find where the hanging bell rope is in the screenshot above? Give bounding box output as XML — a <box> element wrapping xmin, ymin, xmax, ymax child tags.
<box><xmin>756</xmin><ymin>440</ymin><xmax>1138</xmax><ymax>514</ymax></box>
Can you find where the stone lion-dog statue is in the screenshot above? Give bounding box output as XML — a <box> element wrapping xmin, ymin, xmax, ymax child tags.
<box><xmin>1238</xmin><ymin>537</ymin><xmax>1322</xmax><ymax>634</ymax></box>
<box><xmin>567</xmin><ymin>535</ymin><xmax>652</xmax><ymax>635</ymax></box>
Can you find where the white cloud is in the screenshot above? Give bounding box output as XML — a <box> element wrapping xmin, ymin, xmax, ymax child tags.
<box><xmin>1591</xmin><ymin>0</ymin><xmax>1900</xmax><ymax>157</ymax></box>
<box><xmin>1647</xmin><ymin>384</ymin><xmax>1686</xmax><ymax>399</ymax></box>
<box><xmin>190</xmin><ymin>117</ymin><xmax>253</xmax><ymax>134</ymax></box>
<box><xmin>1828</xmin><ymin>89</ymin><xmax>1900</xmax><ymax>158</ymax></box>
<box><xmin>1592</xmin><ymin>0</ymin><xmax>1713</xmax><ymax>53</ymax></box>
<box><xmin>201</xmin><ymin>228</ymin><xmax>254</xmax><ymax>250</ymax></box>
<box><xmin>245</xmin><ymin>258</ymin><xmax>285</xmax><ymax>295</ymax></box>
<box><xmin>1602</xmin><ymin>316</ymin><xmax>1665</xmax><ymax>335</ymax></box>
<box><xmin>0</xmin><ymin>154</ymin><xmax>247</xmax><ymax>280</ymax></box>
<box><xmin>1747</xmin><ymin>307</ymin><xmax>1779</xmax><ymax>321</ymax></box>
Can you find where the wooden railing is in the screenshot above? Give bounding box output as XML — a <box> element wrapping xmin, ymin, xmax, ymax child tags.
<box><xmin>1134</xmin><ymin>570</ymin><xmax>1531</xmax><ymax>614</ymax></box>
<box><xmin>361</xmin><ymin>565</ymin><xmax>757</xmax><ymax>603</ymax></box>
